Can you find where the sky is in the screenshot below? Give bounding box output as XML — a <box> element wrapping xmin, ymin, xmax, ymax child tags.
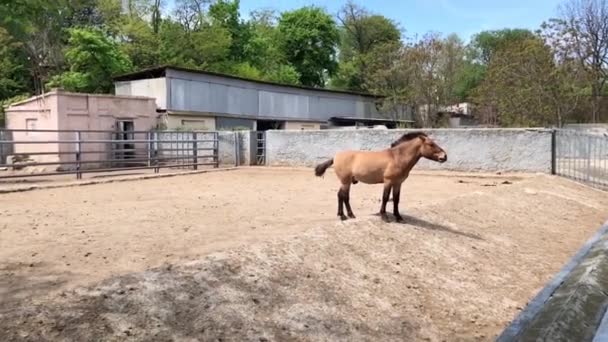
<box><xmin>166</xmin><ymin>0</ymin><xmax>564</xmax><ymax>41</ymax></box>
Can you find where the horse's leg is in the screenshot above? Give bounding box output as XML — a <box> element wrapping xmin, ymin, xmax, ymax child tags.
<box><xmin>379</xmin><ymin>182</ymin><xmax>392</xmax><ymax>222</ymax></box>
<box><xmin>392</xmin><ymin>183</ymin><xmax>403</xmax><ymax>222</ymax></box>
<box><xmin>342</xmin><ymin>182</ymin><xmax>356</xmax><ymax>219</ymax></box>
<box><xmin>337</xmin><ymin>184</ymin><xmax>347</xmax><ymax>221</ymax></box>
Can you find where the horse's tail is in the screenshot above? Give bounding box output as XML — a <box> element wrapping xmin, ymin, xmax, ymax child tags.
<box><xmin>315</xmin><ymin>159</ymin><xmax>334</xmax><ymax>177</ymax></box>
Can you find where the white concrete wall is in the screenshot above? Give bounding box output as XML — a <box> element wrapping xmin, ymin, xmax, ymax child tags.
<box><xmin>265</xmin><ymin>129</ymin><xmax>553</xmax><ymax>173</ymax></box>
<box><xmin>115</xmin><ymin>78</ymin><xmax>166</xmax><ymax>109</ymax></box>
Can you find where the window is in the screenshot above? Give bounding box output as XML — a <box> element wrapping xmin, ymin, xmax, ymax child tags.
<box><xmin>25</xmin><ymin>119</ymin><xmax>37</xmax><ymax>134</ymax></box>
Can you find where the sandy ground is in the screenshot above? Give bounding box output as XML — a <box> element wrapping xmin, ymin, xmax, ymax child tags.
<box><xmin>0</xmin><ymin>168</ymin><xmax>607</xmax><ymax>341</ymax></box>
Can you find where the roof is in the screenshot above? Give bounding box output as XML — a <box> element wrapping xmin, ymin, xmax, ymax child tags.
<box><xmin>329</xmin><ymin>116</ymin><xmax>414</xmax><ymax>124</ymax></box>
<box><xmin>5</xmin><ymin>89</ymin><xmax>155</xmax><ymax>110</ymax></box>
<box><xmin>113</xmin><ymin>65</ymin><xmax>382</xmax><ymax>98</ymax></box>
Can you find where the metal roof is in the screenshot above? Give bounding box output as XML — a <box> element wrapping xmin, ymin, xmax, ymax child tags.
<box><xmin>113</xmin><ymin>65</ymin><xmax>383</xmax><ymax>98</ymax></box>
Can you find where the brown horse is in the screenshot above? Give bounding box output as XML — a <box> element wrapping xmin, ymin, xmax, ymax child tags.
<box><xmin>314</xmin><ymin>132</ymin><xmax>447</xmax><ymax>222</ymax></box>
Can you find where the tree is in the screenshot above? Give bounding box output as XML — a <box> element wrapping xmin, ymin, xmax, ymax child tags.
<box><xmin>0</xmin><ymin>0</ymin><xmax>69</xmax><ymax>94</ymax></box>
<box><xmin>47</xmin><ymin>27</ymin><xmax>132</xmax><ymax>93</ymax></box>
<box><xmin>209</xmin><ymin>0</ymin><xmax>250</xmax><ymax>62</ymax></box>
<box><xmin>473</xmin><ymin>37</ymin><xmax>580</xmax><ymax>127</ymax></box>
<box><xmin>469</xmin><ymin>29</ymin><xmax>537</xmax><ymax>64</ymax></box>
<box><xmin>363</xmin><ymin>42</ymin><xmax>415</xmax><ymax>121</ymax></box>
<box><xmin>332</xmin><ymin>1</ymin><xmax>401</xmax><ymax>91</ymax></box>
<box><xmin>437</xmin><ymin>33</ymin><xmax>466</xmax><ymax>104</ymax></box>
<box><xmin>546</xmin><ymin>0</ymin><xmax>608</xmax><ymax>122</ymax></box>
<box><xmin>118</xmin><ymin>16</ymin><xmax>161</xmax><ymax>69</ymax></box>
<box><xmin>0</xmin><ymin>28</ymin><xmax>29</xmax><ymax>100</ymax></box>
<box><xmin>277</xmin><ymin>6</ymin><xmax>340</xmax><ymax>87</ymax></box>
<box><xmin>173</xmin><ymin>0</ymin><xmax>211</xmax><ymax>32</ymax></box>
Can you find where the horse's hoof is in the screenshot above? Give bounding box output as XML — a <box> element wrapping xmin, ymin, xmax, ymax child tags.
<box><xmin>348</xmin><ymin>213</ymin><xmax>356</xmax><ymax>219</ymax></box>
<box><xmin>339</xmin><ymin>215</ymin><xmax>348</xmax><ymax>221</ymax></box>
<box><xmin>395</xmin><ymin>215</ymin><xmax>404</xmax><ymax>223</ymax></box>
<box><xmin>380</xmin><ymin>214</ymin><xmax>390</xmax><ymax>222</ymax></box>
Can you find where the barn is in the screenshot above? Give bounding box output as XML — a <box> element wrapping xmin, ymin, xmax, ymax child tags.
<box><xmin>113</xmin><ymin>65</ymin><xmax>409</xmax><ymax>131</ymax></box>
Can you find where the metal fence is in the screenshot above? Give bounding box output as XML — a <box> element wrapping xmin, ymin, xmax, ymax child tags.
<box><xmin>554</xmin><ymin>129</ymin><xmax>608</xmax><ymax>190</ymax></box>
<box><xmin>0</xmin><ymin>130</ymin><xmax>12</xmax><ymax>165</ymax></box>
<box><xmin>0</xmin><ymin>129</ymin><xmax>219</xmax><ymax>180</ymax></box>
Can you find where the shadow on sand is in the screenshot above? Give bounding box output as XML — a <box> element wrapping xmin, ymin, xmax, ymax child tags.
<box><xmin>374</xmin><ymin>213</ymin><xmax>483</xmax><ymax>240</ymax></box>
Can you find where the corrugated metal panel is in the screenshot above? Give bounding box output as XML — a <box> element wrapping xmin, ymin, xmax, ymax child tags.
<box><xmin>119</xmin><ymin>69</ymin><xmax>381</xmax><ymax>122</ymax></box>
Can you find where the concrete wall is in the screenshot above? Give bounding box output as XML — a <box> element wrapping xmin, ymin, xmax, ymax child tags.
<box><xmin>264</xmin><ymin>129</ymin><xmax>553</xmax><ymax>173</ymax></box>
<box><xmin>167</xmin><ymin>114</ymin><xmax>216</xmax><ymax>131</ymax></box>
<box><xmin>5</xmin><ymin>94</ymin><xmax>61</xmax><ymax>165</ymax></box>
<box><xmin>115</xmin><ymin>77</ymin><xmax>166</xmax><ymax>109</ymax></box>
<box><xmin>284</xmin><ymin>121</ymin><xmax>322</xmax><ymax>130</ymax></box>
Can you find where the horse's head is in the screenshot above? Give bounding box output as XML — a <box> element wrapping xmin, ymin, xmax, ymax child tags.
<box><xmin>391</xmin><ymin>132</ymin><xmax>447</xmax><ymax>163</ymax></box>
<box><xmin>420</xmin><ymin>135</ymin><xmax>447</xmax><ymax>163</ymax></box>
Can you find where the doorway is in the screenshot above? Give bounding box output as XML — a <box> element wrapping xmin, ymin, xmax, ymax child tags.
<box><xmin>116</xmin><ymin>120</ymin><xmax>135</xmax><ymax>161</ymax></box>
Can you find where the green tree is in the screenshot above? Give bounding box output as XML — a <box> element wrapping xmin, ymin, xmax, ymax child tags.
<box><xmin>47</xmin><ymin>27</ymin><xmax>132</xmax><ymax>93</ymax></box>
<box><xmin>473</xmin><ymin>37</ymin><xmax>576</xmax><ymax>127</ymax></box>
<box><xmin>332</xmin><ymin>1</ymin><xmax>401</xmax><ymax>91</ymax></box>
<box><xmin>277</xmin><ymin>6</ymin><xmax>339</xmax><ymax>87</ymax></box>
<box><xmin>543</xmin><ymin>0</ymin><xmax>608</xmax><ymax>123</ymax></box>
<box><xmin>469</xmin><ymin>28</ymin><xmax>537</xmax><ymax>64</ymax></box>
<box><xmin>209</xmin><ymin>0</ymin><xmax>251</xmax><ymax>62</ymax></box>
<box><xmin>0</xmin><ymin>0</ymin><xmax>69</xmax><ymax>94</ymax></box>
<box><xmin>0</xmin><ymin>28</ymin><xmax>29</xmax><ymax>100</ymax></box>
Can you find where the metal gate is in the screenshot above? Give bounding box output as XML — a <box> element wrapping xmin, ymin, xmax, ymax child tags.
<box><xmin>256</xmin><ymin>131</ymin><xmax>266</xmax><ymax>165</ymax></box>
<box><xmin>553</xmin><ymin>129</ymin><xmax>608</xmax><ymax>190</ymax></box>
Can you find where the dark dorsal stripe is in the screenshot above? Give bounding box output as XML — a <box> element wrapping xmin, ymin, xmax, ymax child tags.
<box><xmin>390</xmin><ymin>132</ymin><xmax>427</xmax><ymax>148</ymax></box>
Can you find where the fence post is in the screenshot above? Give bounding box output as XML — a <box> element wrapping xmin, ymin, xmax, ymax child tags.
<box><xmin>193</xmin><ymin>132</ymin><xmax>198</xmax><ymax>170</ymax></box>
<box><xmin>551</xmin><ymin>129</ymin><xmax>557</xmax><ymax>175</ymax></box>
<box><xmin>153</xmin><ymin>131</ymin><xmax>159</xmax><ymax>173</ymax></box>
<box><xmin>214</xmin><ymin>132</ymin><xmax>219</xmax><ymax>168</ymax></box>
<box><xmin>586</xmin><ymin>135</ymin><xmax>592</xmax><ymax>183</ymax></box>
<box><xmin>234</xmin><ymin>131</ymin><xmax>239</xmax><ymax>167</ymax></box>
<box><xmin>75</xmin><ymin>131</ymin><xmax>82</xmax><ymax>180</ymax></box>
<box><xmin>146</xmin><ymin>131</ymin><xmax>152</xmax><ymax>168</ymax></box>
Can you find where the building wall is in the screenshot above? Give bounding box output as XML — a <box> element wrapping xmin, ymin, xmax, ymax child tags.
<box><xmin>164</xmin><ymin>69</ymin><xmax>379</xmax><ymax>122</ymax></box>
<box><xmin>284</xmin><ymin>121</ymin><xmax>322</xmax><ymax>130</ymax></box>
<box><xmin>167</xmin><ymin>114</ymin><xmax>216</xmax><ymax>131</ymax></box>
<box><xmin>55</xmin><ymin>92</ymin><xmax>158</xmax><ymax>168</ymax></box>
<box><xmin>114</xmin><ymin>77</ymin><xmax>166</xmax><ymax>109</ymax></box>
<box><xmin>264</xmin><ymin>129</ymin><xmax>553</xmax><ymax>173</ymax></box>
<box><xmin>216</xmin><ymin>117</ymin><xmax>256</xmax><ymax>131</ymax></box>
<box><xmin>5</xmin><ymin>94</ymin><xmax>61</xmax><ymax>164</ymax></box>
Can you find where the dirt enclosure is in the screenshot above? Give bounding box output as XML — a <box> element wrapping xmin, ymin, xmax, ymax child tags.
<box><xmin>1</xmin><ymin>168</ymin><xmax>607</xmax><ymax>341</ymax></box>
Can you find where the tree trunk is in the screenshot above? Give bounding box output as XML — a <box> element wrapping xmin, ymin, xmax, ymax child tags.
<box><xmin>592</xmin><ymin>83</ymin><xmax>600</xmax><ymax>123</ymax></box>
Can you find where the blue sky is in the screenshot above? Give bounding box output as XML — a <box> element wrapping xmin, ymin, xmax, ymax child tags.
<box><xmin>168</xmin><ymin>0</ymin><xmax>564</xmax><ymax>41</ymax></box>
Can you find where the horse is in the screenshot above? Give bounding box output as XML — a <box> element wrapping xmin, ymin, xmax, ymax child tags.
<box><xmin>314</xmin><ymin>132</ymin><xmax>447</xmax><ymax>222</ymax></box>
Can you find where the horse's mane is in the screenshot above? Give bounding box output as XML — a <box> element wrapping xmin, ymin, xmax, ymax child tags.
<box><xmin>390</xmin><ymin>131</ymin><xmax>428</xmax><ymax>148</ymax></box>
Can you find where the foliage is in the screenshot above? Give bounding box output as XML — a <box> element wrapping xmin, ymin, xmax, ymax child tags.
<box><xmin>47</xmin><ymin>27</ymin><xmax>132</xmax><ymax>93</ymax></box>
<box><xmin>473</xmin><ymin>37</ymin><xmax>582</xmax><ymax>127</ymax></box>
<box><xmin>277</xmin><ymin>6</ymin><xmax>340</xmax><ymax>87</ymax></box>
<box><xmin>331</xmin><ymin>1</ymin><xmax>401</xmax><ymax>91</ymax></box>
<box><xmin>469</xmin><ymin>28</ymin><xmax>537</xmax><ymax>64</ymax></box>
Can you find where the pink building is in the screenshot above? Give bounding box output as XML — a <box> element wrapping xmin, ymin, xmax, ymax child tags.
<box><xmin>4</xmin><ymin>89</ymin><xmax>158</xmax><ymax>170</ymax></box>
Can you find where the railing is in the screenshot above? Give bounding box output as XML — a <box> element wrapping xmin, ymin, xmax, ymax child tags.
<box><xmin>554</xmin><ymin>129</ymin><xmax>608</xmax><ymax>190</ymax></box>
<box><xmin>0</xmin><ymin>129</ymin><xmax>219</xmax><ymax>180</ymax></box>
